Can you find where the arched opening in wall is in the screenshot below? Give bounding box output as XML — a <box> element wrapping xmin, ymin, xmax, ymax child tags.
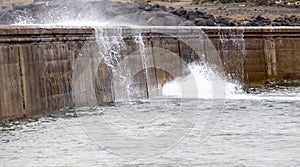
<box><xmin>132</xmin><ymin>67</ymin><xmax>174</xmax><ymax>98</ymax></box>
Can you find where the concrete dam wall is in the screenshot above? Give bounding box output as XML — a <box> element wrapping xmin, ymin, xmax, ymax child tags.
<box><xmin>0</xmin><ymin>25</ymin><xmax>299</xmax><ymax>120</ymax></box>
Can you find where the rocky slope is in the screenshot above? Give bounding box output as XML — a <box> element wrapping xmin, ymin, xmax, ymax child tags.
<box><xmin>0</xmin><ymin>0</ymin><xmax>299</xmax><ymax>26</ymax></box>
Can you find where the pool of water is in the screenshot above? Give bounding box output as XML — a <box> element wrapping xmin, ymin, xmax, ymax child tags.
<box><xmin>1</xmin><ymin>87</ymin><xmax>300</xmax><ymax>166</ymax></box>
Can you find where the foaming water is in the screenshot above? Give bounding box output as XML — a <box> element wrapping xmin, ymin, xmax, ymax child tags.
<box><xmin>162</xmin><ymin>63</ymin><xmax>241</xmax><ymax>99</ymax></box>
<box><xmin>162</xmin><ymin>63</ymin><xmax>300</xmax><ymax>101</ymax></box>
<box><xmin>230</xmin><ymin>85</ymin><xmax>300</xmax><ymax>101</ymax></box>
<box><xmin>227</xmin><ymin>94</ymin><xmax>300</xmax><ymax>101</ymax></box>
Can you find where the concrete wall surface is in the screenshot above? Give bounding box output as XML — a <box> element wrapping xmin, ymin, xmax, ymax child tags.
<box><xmin>0</xmin><ymin>25</ymin><xmax>299</xmax><ymax>119</ymax></box>
<box><xmin>0</xmin><ymin>25</ymin><xmax>97</xmax><ymax>119</ymax></box>
<box><xmin>203</xmin><ymin>27</ymin><xmax>300</xmax><ymax>85</ymax></box>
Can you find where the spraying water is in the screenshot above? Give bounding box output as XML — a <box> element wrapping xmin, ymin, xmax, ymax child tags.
<box><xmin>162</xmin><ymin>62</ymin><xmax>241</xmax><ymax>99</ymax></box>
<box><xmin>94</xmin><ymin>27</ymin><xmax>133</xmax><ymax>101</ymax></box>
<box><xmin>162</xmin><ymin>62</ymin><xmax>300</xmax><ymax>101</ymax></box>
<box><xmin>78</xmin><ymin>24</ymin><xmax>300</xmax><ymax>102</ymax></box>
<box><xmin>134</xmin><ymin>32</ymin><xmax>148</xmax><ymax>82</ymax></box>
<box><xmin>133</xmin><ymin>32</ymin><xmax>151</xmax><ymax>97</ymax></box>
<box><xmin>162</xmin><ymin>28</ymin><xmax>245</xmax><ymax>99</ymax></box>
<box><xmin>92</xmin><ymin>26</ymin><xmax>247</xmax><ymax>100</ymax></box>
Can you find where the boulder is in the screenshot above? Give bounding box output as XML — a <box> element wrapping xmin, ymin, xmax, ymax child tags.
<box><xmin>215</xmin><ymin>16</ymin><xmax>230</xmax><ymax>26</ymax></box>
<box><xmin>194</xmin><ymin>18</ymin><xmax>206</xmax><ymax>26</ymax></box>
<box><xmin>205</xmin><ymin>19</ymin><xmax>216</xmax><ymax>26</ymax></box>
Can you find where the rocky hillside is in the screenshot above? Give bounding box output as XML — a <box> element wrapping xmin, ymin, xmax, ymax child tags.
<box><xmin>0</xmin><ymin>0</ymin><xmax>299</xmax><ymax>26</ymax></box>
<box><xmin>248</xmin><ymin>0</ymin><xmax>299</xmax><ymax>7</ymax></box>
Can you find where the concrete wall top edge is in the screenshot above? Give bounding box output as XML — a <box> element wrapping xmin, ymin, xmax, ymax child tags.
<box><xmin>2</xmin><ymin>25</ymin><xmax>299</xmax><ymax>31</ymax></box>
<box><xmin>0</xmin><ymin>25</ymin><xmax>299</xmax><ymax>42</ymax></box>
<box><xmin>0</xmin><ymin>25</ymin><xmax>95</xmax><ymax>43</ymax></box>
<box><xmin>0</xmin><ymin>25</ymin><xmax>94</xmax><ymax>38</ymax></box>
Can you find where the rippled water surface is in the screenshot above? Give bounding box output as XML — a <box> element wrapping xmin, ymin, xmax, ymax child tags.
<box><xmin>1</xmin><ymin>87</ymin><xmax>300</xmax><ymax>166</ymax></box>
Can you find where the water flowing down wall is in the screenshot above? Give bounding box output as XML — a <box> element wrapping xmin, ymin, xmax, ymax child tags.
<box><xmin>0</xmin><ymin>26</ymin><xmax>300</xmax><ymax>120</ymax></box>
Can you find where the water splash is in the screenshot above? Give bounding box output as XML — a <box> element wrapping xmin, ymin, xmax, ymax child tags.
<box><xmin>133</xmin><ymin>32</ymin><xmax>150</xmax><ymax>97</ymax></box>
<box><xmin>134</xmin><ymin>32</ymin><xmax>148</xmax><ymax>79</ymax></box>
<box><xmin>162</xmin><ymin>62</ymin><xmax>241</xmax><ymax>99</ymax></box>
<box><xmin>163</xmin><ymin>63</ymin><xmax>240</xmax><ymax>99</ymax></box>
<box><xmin>94</xmin><ymin>27</ymin><xmax>155</xmax><ymax>101</ymax></box>
<box><xmin>94</xmin><ymin>27</ymin><xmax>132</xmax><ymax>101</ymax></box>
<box><xmin>162</xmin><ymin>62</ymin><xmax>300</xmax><ymax>101</ymax></box>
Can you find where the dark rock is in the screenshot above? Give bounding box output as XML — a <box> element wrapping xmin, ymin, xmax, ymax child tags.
<box><xmin>194</xmin><ymin>18</ymin><xmax>206</xmax><ymax>26</ymax></box>
<box><xmin>205</xmin><ymin>19</ymin><xmax>216</xmax><ymax>26</ymax></box>
<box><xmin>256</xmin><ymin>15</ymin><xmax>267</xmax><ymax>21</ymax></box>
<box><xmin>174</xmin><ymin>7</ymin><xmax>187</xmax><ymax>16</ymax></box>
<box><xmin>272</xmin><ymin>22</ymin><xmax>282</xmax><ymax>26</ymax></box>
<box><xmin>195</xmin><ymin>10</ymin><xmax>205</xmax><ymax>17</ymax></box>
<box><xmin>160</xmin><ymin>5</ymin><xmax>167</xmax><ymax>12</ymax></box>
<box><xmin>144</xmin><ymin>4</ymin><xmax>152</xmax><ymax>11</ymax></box>
<box><xmin>188</xmin><ymin>14</ymin><xmax>198</xmax><ymax>21</ymax></box>
<box><xmin>184</xmin><ymin>10</ymin><xmax>196</xmax><ymax>20</ymax></box>
<box><xmin>215</xmin><ymin>16</ymin><xmax>230</xmax><ymax>26</ymax></box>
<box><xmin>151</xmin><ymin>4</ymin><xmax>160</xmax><ymax>11</ymax></box>
<box><xmin>203</xmin><ymin>14</ymin><xmax>215</xmax><ymax>20</ymax></box>
<box><xmin>229</xmin><ymin>21</ymin><xmax>239</xmax><ymax>26</ymax></box>
<box><xmin>167</xmin><ymin>6</ymin><xmax>175</xmax><ymax>13</ymax></box>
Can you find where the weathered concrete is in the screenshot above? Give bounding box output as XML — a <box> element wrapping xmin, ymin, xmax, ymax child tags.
<box><xmin>0</xmin><ymin>25</ymin><xmax>99</xmax><ymax>119</ymax></box>
<box><xmin>203</xmin><ymin>27</ymin><xmax>300</xmax><ymax>85</ymax></box>
<box><xmin>0</xmin><ymin>26</ymin><xmax>300</xmax><ymax>120</ymax></box>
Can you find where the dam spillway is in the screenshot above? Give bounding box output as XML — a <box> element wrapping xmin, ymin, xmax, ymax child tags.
<box><xmin>0</xmin><ymin>25</ymin><xmax>300</xmax><ymax>120</ymax></box>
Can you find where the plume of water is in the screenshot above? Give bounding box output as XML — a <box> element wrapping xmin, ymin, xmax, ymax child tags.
<box><xmin>133</xmin><ymin>32</ymin><xmax>150</xmax><ymax>97</ymax></box>
<box><xmin>94</xmin><ymin>27</ymin><xmax>154</xmax><ymax>101</ymax></box>
<box><xmin>162</xmin><ymin>62</ymin><xmax>242</xmax><ymax>99</ymax></box>
<box><xmin>94</xmin><ymin>27</ymin><xmax>132</xmax><ymax>100</ymax></box>
<box><xmin>134</xmin><ymin>32</ymin><xmax>148</xmax><ymax>78</ymax></box>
